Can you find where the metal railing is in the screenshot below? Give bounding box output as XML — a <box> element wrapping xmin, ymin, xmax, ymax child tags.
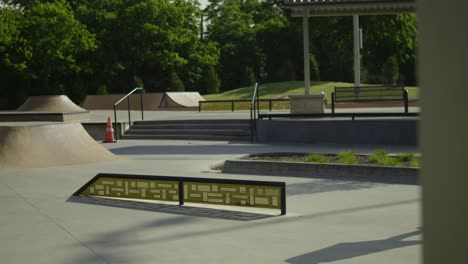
<box><xmin>113</xmin><ymin>87</ymin><xmax>144</xmax><ymax>139</ymax></box>
<box><xmin>250</xmin><ymin>82</ymin><xmax>259</xmax><ymax>143</ymax></box>
<box><xmin>199</xmin><ymin>98</ymin><xmax>289</xmax><ymax>112</ymax></box>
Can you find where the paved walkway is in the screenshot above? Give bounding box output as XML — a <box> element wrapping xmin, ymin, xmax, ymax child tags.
<box><xmin>0</xmin><ymin>138</ymin><xmax>421</xmax><ymax>264</ymax></box>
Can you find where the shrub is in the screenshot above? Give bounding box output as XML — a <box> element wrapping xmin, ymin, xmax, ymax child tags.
<box><xmin>305</xmin><ymin>153</ymin><xmax>328</xmax><ymax>163</ymax></box>
<box><xmin>397</xmin><ymin>152</ymin><xmax>421</xmax><ymax>167</ymax></box>
<box><xmin>370</xmin><ymin>150</ymin><xmax>399</xmax><ymax>166</ymax></box>
<box><xmin>337</xmin><ymin>151</ymin><xmax>358</xmax><ymax>165</ymax></box>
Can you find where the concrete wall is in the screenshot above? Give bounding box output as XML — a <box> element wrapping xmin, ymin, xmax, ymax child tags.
<box><xmin>83</xmin><ymin>122</ymin><xmax>127</xmax><ymax>140</ymax></box>
<box><xmin>257</xmin><ymin>119</ymin><xmax>418</xmax><ymax>146</ymax></box>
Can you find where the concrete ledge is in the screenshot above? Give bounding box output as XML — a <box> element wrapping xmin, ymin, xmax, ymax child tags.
<box><xmin>289</xmin><ymin>94</ymin><xmax>325</xmax><ymax>114</ymax></box>
<box><xmin>82</xmin><ymin>122</ymin><xmax>126</xmax><ymax>140</ymax></box>
<box><xmin>222</xmin><ymin>160</ymin><xmax>419</xmax><ymax>184</ymax></box>
<box><xmin>0</xmin><ymin>111</ymin><xmax>90</xmax><ymax>122</ymax></box>
<box><xmin>257</xmin><ymin>119</ymin><xmax>418</xmax><ymax>145</ymax></box>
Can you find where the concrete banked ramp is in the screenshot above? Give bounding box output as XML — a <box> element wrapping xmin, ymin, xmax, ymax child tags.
<box><xmin>162</xmin><ymin>92</ymin><xmax>205</xmax><ymax>108</ymax></box>
<box><xmin>17</xmin><ymin>95</ymin><xmax>87</xmax><ymax>112</ymax></box>
<box><xmin>82</xmin><ymin>93</ymin><xmax>164</xmax><ymax>110</ymax></box>
<box><xmin>0</xmin><ymin>123</ymin><xmax>118</xmax><ymax>168</ymax></box>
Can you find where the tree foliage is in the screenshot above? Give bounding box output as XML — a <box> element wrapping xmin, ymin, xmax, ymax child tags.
<box><xmin>0</xmin><ymin>0</ymin><xmax>417</xmax><ymax>109</ymax></box>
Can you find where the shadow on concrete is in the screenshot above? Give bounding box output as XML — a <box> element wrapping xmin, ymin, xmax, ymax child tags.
<box><xmin>285</xmin><ymin>229</ymin><xmax>422</xmax><ymax>264</ymax></box>
<box><xmin>67</xmin><ymin>196</ymin><xmax>275</xmax><ymax>221</ymax></box>
<box><xmin>108</xmin><ymin>144</ymin><xmax>273</xmax><ymax>156</ymax></box>
<box><xmin>287</xmin><ymin>179</ymin><xmax>382</xmax><ymax>196</ymax></box>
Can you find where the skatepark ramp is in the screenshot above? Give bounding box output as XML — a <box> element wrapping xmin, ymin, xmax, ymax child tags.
<box><xmin>0</xmin><ymin>95</ymin><xmax>90</xmax><ymax>122</ymax></box>
<box><xmin>0</xmin><ymin>123</ymin><xmax>119</xmax><ymax>168</ymax></box>
<box><xmin>17</xmin><ymin>95</ymin><xmax>87</xmax><ymax>113</ymax></box>
<box><xmin>82</xmin><ymin>92</ymin><xmax>204</xmax><ymax>110</ymax></box>
<box><xmin>160</xmin><ymin>92</ymin><xmax>205</xmax><ymax>108</ymax></box>
<box><xmin>82</xmin><ymin>93</ymin><xmax>164</xmax><ymax>110</ymax></box>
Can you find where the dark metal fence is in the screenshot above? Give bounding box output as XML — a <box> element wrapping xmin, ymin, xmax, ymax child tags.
<box><xmin>332</xmin><ymin>85</ymin><xmax>408</xmax><ymax>114</ymax></box>
<box><xmin>199</xmin><ymin>98</ymin><xmax>290</xmax><ymax>112</ymax></box>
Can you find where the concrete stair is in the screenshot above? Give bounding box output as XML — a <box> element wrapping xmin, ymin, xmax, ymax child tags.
<box><xmin>121</xmin><ymin>119</ymin><xmax>251</xmax><ymax>141</ymax></box>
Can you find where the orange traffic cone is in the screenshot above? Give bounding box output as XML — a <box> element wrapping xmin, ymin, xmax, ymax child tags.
<box><xmin>103</xmin><ymin>116</ymin><xmax>116</xmax><ymax>143</ymax></box>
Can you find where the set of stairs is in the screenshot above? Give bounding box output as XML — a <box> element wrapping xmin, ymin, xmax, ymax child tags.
<box><xmin>121</xmin><ymin>119</ymin><xmax>251</xmax><ymax>141</ymax></box>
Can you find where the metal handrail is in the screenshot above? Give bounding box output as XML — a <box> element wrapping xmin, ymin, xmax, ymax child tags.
<box><xmin>250</xmin><ymin>82</ymin><xmax>259</xmax><ymax>143</ymax></box>
<box><xmin>113</xmin><ymin>87</ymin><xmax>144</xmax><ymax>139</ymax></box>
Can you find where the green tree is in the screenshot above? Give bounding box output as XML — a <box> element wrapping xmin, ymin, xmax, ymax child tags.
<box><xmin>240</xmin><ymin>66</ymin><xmax>256</xmax><ymax>87</ymax></box>
<box><xmin>20</xmin><ymin>0</ymin><xmax>96</xmax><ymax>95</ymax></box>
<box><xmin>206</xmin><ymin>0</ymin><xmax>259</xmax><ymax>90</ymax></box>
<box><xmin>202</xmin><ymin>66</ymin><xmax>221</xmax><ymax>94</ymax></box>
<box><xmin>381</xmin><ymin>55</ymin><xmax>399</xmax><ymax>84</ymax></box>
<box><xmin>169</xmin><ymin>72</ymin><xmax>185</xmax><ymax>91</ymax></box>
<box><xmin>361</xmin><ymin>14</ymin><xmax>417</xmax><ymax>85</ymax></box>
<box><xmin>74</xmin><ymin>0</ymin><xmax>218</xmax><ymax>93</ymax></box>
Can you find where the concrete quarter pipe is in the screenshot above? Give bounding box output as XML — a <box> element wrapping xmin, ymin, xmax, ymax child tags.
<box><xmin>161</xmin><ymin>92</ymin><xmax>205</xmax><ymax>108</ymax></box>
<box><xmin>0</xmin><ymin>123</ymin><xmax>119</xmax><ymax>168</ymax></box>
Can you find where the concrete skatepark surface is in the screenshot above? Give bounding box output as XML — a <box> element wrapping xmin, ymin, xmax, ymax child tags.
<box><xmin>0</xmin><ymin>105</ymin><xmax>421</xmax><ymax>263</ymax></box>
<box><xmin>0</xmin><ymin>138</ymin><xmax>421</xmax><ymax>263</ymax></box>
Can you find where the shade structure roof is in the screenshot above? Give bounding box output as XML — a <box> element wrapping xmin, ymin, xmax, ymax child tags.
<box><xmin>277</xmin><ymin>0</ymin><xmax>416</xmax><ymax>16</ymax></box>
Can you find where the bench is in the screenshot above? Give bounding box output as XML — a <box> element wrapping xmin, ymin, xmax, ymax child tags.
<box><xmin>331</xmin><ymin>85</ymin><xmax>409</xmax><ymax>114</ymax></box>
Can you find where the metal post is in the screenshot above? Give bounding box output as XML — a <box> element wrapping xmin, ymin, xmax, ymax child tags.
<box><xmin>404</xmin><ymin>89</ymin><xmax>409</xmax><ymax>113</ymax></box>
<box><xmin>303</xmin><ymin>8</ymin><xmax>310</xmax><ymax>95</ymax></box>
<box><xmin>331</xmin><ymin>92</ymin><xmax>335</xmax><ymax>115</ymax></box>
<box><xmin>140</xmin><ymin>88</ymin><xmax>144</xmax><ymax>120</ymax></box>
<box><xmin>127</xmin><ymin>96</ymin><xmax>131</xmax><ymax>125</ymax></box>
<box><xmin>256</xmin><ymin>85</ymin><xmax>260</xmax><ymax>118</ymax></box>
<box><xmin>269</xmin><ymin>100</ymin><xmax>272</xmax><ymax>111</ymax></box>
<box><xmin>280</xmin><ymin>183</ymin><xmax>286</xmax><ymax>215</ymax></box>
<box><xmin>178</xmin><ymin>181</ymin><xmax>184</xmax><ymax>205</ymax></box>
<box><xmin>113</xmin><ymin>105</ymin><xmax>118</xmax><ymax>140</ymax></box>
<box><xmin>232</xmin><ymin>101</ymin><xmax>234</xmax><ymax>112</ymax></box>
<box><xmin>353</xmin><ymin>15</ymin><xmax>361</xmax><ymax>88</ymax></box>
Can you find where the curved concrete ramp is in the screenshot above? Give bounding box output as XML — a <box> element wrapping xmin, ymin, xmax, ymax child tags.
<box><xmin>17</xmin><ymin>95</ymin><xmax>87</xmax><ymax>113</ymax></box>
<box><xmin>0</xmin><ymin>123</ymin><xmax>119</xmax><ymax>168</ymax></box>
<box><xmin>163</xmin><ymin>92</ymin><xmax>205</xmax><ymax>108</ymax></box>
<box><xmin>82</xmin><ymin>93</ymin><xmax>164</xmax><ymax>110</ymax></box>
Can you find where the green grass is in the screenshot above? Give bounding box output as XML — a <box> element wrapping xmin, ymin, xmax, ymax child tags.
<box><xmin>279</xmin><ymin>156</ymin><xmax>301</xmax><ymax>162</ymax></box>
<box><xmin>337</xmin><ymin>150</ymin><xmax>359</xmax><ymax>165</ymax></box>
<box><xmin>253</xmin><ymin>151</ymin><xmax>421</xmax><ymax>167</ymax></box>
<box><xmin>305</xmin><ymin>153</ymin><xmax>329</xmax><ymax>163</ymax></box>
<box><xmin>202</xmin><ymin>81</ymin><xmax>419</xmax><ymax>102</ymax></box>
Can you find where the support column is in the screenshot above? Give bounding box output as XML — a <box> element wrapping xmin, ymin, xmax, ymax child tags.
<box><xmin>353</xmin><ymin>15</ymin><xmax>361</xmax><ymax>87</ymax></box>
<box><xmin>303</xmin><ymin>8</ymin><xmax>310</xmax><ymax>95</ymax></box>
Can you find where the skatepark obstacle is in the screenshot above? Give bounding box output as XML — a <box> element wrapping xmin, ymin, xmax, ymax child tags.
<box><xmin>0</xmin><ymin>123</ymin><xmax>118</xmax><ymax>168</ymax></box>
<box><xmin>74</xmin><ymin>173</ymin><xmax>286</xmax><ymax>215</ymax></box>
